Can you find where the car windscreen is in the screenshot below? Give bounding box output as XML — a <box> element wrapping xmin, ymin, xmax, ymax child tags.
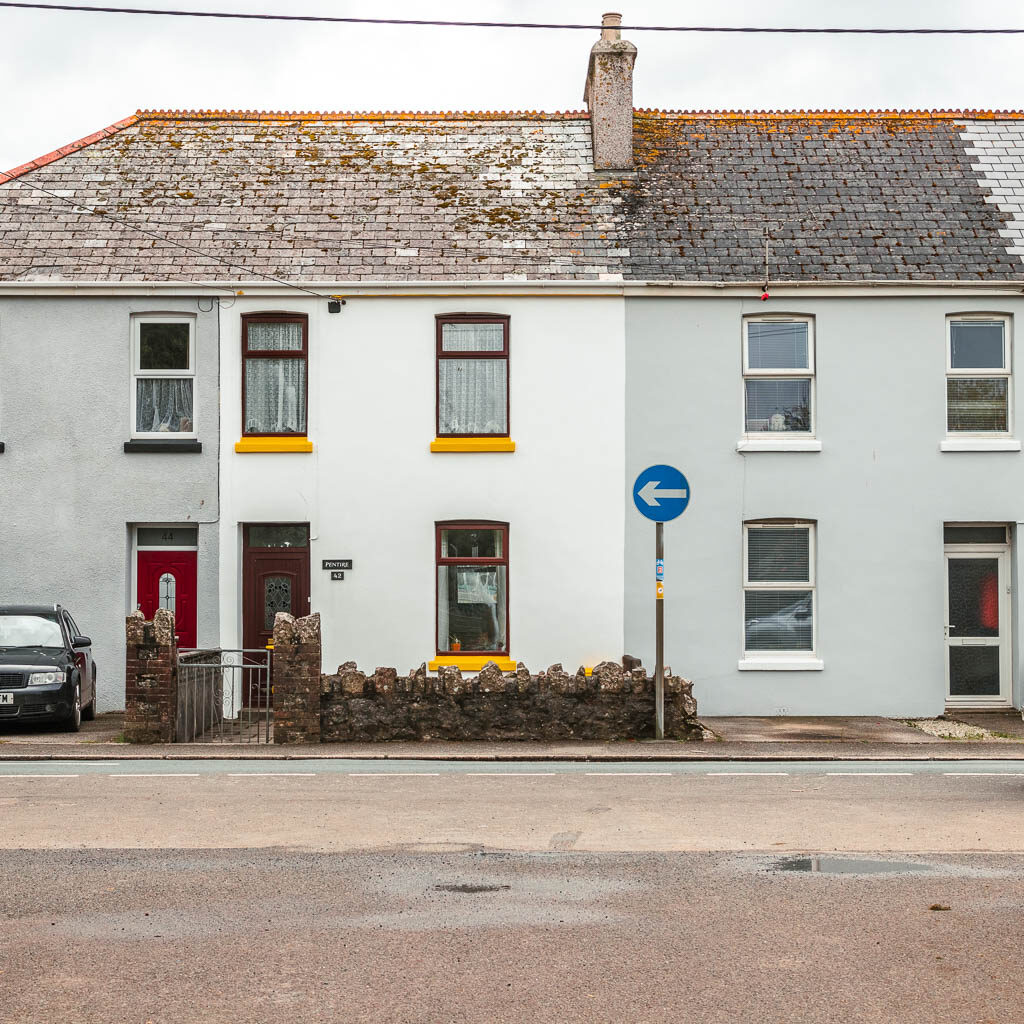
<box><xmin>0</xmin><ymin>615</ymin><xmax>64</xmax><ymax>648</ymax></box>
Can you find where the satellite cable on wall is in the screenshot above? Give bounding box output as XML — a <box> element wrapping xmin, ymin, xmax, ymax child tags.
<box><xmin>761</xmin><ymin>227</ymin><xmax>771</xmax><ymax>301</ymax></box>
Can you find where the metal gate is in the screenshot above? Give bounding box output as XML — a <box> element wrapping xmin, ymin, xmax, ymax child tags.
<box><xmin>176</xmin><ymin>649</ymin><xmax>272</xmax><ymax>743</ymax></box>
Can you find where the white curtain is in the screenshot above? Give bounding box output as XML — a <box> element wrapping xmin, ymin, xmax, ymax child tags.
<box><xmin>245</xmin><ymin>359</ymin><xmax>306</xmax><ymax>434</ymax></box>
<box><xmin>437</xmin><ymin>566</ymin><xmax>450</xmax><ymax>650</ymax></box>
<box><xmin>439</xmin><ymin>359</ymin><xmax>507</xmax><ymax>434</ymax></box>
<box><xmin>248</xmin><ymin>322</ymin><xmax>303</xmax><ymax>351</ymax></box>
<box><xmin>136</xmin><ymin>378</ymin><xmax>193</xmax><ymax>432</ymax></box>
<box><xmin>441</xmin><ymin>323</ymin><xmax>504</xmax><ymax>352</ymax></box>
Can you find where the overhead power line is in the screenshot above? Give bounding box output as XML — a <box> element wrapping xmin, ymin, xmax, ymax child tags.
<box><xmin>3</xmin><ymin>179</ymin><xmax>338</xmax><ymax>299</ymax></box>
<box><xmin>2</xmin><ymin>3</ymin><xmax>1024</xmax><ymax>34</ymax></box>
<box><xmin>0</xmin><ymin>187</ymin><xmax>609</xmax><ymax>283</ymax></box>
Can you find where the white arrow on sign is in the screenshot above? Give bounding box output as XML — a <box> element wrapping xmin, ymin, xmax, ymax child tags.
<box><xmin>638</xmin><ymin>480</ymin><xmax>688</xmax><ymax>507</ymax></box>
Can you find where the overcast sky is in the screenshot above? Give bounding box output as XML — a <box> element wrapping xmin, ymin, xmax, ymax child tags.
<box><xmin>3</xmin><ymin>0</ymin><xmax>1024</xmax><ymax>170</ymax></box>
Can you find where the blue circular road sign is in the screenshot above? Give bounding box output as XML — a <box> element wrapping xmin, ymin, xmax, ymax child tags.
<box><xmin>632</xmin><ymin>464</ymin><xmax>690</xmax><ymax>522</ymax></box>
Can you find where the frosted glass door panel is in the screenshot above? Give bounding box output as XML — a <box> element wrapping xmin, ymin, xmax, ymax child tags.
<box><xmin>948</xmin><ymin>558</ymin><xmax>999</xmax><ymax>638</ymax></box>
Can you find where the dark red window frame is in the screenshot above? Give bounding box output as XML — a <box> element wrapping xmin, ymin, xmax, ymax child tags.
<box><xmin>435</xmin><ymin>520</ymin><xmax>510</xmax><ymax>657</ymax></box>
<box><xmin>435</xmin><ymin>313</ymin><xmax>510</xmax><ymax>438</ymax></box>
<box><xmin>241</xmin><ymin>312</ymin><xmax>309</xmax><ymax>437</ymax></box>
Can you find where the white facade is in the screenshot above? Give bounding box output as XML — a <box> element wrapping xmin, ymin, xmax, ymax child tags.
<box><xmin>218</xmin><ymin>290</ymin><xmax>626</xmax><ymax>676</ymax></box>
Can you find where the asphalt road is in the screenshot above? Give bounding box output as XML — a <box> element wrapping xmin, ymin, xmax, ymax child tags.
<box><xmin>1</xmin><ymin>760</ymin><xmax>1022</xmax><ymax>1023</ymax></box>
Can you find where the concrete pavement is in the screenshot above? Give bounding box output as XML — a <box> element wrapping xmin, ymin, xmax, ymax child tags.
<box><xmin>2</xmin><ymin>711</ymin><xmax>1024</xmax><ymax>761</ymax></box>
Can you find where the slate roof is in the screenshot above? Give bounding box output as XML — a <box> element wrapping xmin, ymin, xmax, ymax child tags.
<box><xmin>1</xmin><ymin>108</ymin><xmax>1023</xmax><ymax>283</ymax></box>
<box><xmin>0</xmin><ymin>110</ymin><xmax>620</xmax><ymax>282</ymax></box>
<box><xmin>623</xmin><ymin>111</ymin><xmax>1024</xmax><ymax>281</ymax></box>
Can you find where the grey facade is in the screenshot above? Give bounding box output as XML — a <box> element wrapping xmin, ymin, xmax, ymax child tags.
<box><xmin>626</xmin><ymin>293</ymin><xmax>1024</xmax><ymax>716</ymax></box>
<box><xmin>0</xmin><ymin>297</ymin><xmax>219</xmax><ymax>710</ymax></box>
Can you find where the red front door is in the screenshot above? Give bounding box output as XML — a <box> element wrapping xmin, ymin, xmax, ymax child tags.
<box><xmin>137</xmin><ymin>550</ymin><xmax>198</xmax><ymax>649</ymax></box>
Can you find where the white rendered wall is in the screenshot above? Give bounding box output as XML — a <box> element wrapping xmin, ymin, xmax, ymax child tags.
<box><xmin>219</xmin><ymin>295</ymin><xmax>625</xmax><ymax>675</ymax></box>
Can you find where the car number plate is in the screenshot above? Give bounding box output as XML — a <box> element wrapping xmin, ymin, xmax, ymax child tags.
<box><xmin>0</xmin><ymin>693</ymin><xmax>13</xmax><ymax>705</ymax></box>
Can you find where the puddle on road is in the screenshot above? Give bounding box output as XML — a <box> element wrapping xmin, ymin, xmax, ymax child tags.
<box><xmin>772</xmin><ymin>856</ymin><xmax>935</xmax><ymax>875</ymax></box>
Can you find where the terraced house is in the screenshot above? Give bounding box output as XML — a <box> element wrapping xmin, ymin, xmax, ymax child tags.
<box><xmin>2</xmin><ymin>14</ymin><xmax>1024</xmax><ymax>718</ymax></box>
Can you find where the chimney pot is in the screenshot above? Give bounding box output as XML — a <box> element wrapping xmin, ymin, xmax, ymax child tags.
<box><xmin>601</xmin><ymin>11</ymin><xmax>623</xmax><ymax>41</ymax></box>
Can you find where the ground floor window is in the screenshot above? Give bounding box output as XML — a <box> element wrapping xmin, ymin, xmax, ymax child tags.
<box><xmin>436</xmin><ymin>522</ymin><xmax>508</xmax><ymax>655</ymax></box>
<box><xmin>743</xmin><ymin>521</ymin><xmax>816</xmax><ymax>656</ymax></box>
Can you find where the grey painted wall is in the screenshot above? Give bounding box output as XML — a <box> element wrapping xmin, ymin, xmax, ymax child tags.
<box><xmin>0</xmin><ymin>297</ymin><xmax>220</xmax><ymax>711</ymax></box>
<box><xmin>626</xmin><ymin>295</ymin><xmax>1024</xmax><ymax>716</ymax></box>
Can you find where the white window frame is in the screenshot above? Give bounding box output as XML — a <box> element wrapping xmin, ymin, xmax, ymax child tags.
<box><xmin>738</xmin><ymin>315</ymin><xmax>820</xmax><ymax>453</ymax></box>
<box><xmin>130</xmin><ymin>314</ymin><xmax>197</xmax><ymax>439</ymax></box>
<box><xmin>739</xmin><ymin>520</ymin><xmax>823</xmax><ymax>671</ymax></box>
<box><xmin>942</xmin><ymin>314</ymin><xmax>1018</xmax><ymax>451</ymax></box>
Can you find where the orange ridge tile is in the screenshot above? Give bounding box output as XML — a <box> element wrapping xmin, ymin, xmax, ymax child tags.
<box><xmin>634</xmin><ymin>108</ymin><xmax>1024</xmax><ymax>120</ymax></box>
<box><xmin>135</xmin><ymin>108</ymin><xmax>590</xmax><ymax>122</ymax></box>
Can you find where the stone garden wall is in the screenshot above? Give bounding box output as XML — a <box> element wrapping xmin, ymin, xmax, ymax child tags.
<box><xmin>273</xmin><ymin>612</ymin><xmax>701</xmax><ymax>743</ymax></box>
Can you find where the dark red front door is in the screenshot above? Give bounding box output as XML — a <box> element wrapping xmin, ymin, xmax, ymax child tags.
<box><xmin>242</xmin><ymin>525</ymin><xmax>311</xmax><ymax>705</ymax></box>
<box><xmin>138</xmin><ymin>550</ymin><xmax>198</xmax><ymax>649</ymax></box>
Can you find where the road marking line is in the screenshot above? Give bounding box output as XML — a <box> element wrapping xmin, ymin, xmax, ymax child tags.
<box><xmin>584</xmin><ymin>771</ymin><xmax>672</xmax><ymax>776</ymax></box>
<box><xmin>110</xmin><ymin>773</ymin><xmax>200</xmax><ymax>778</ymax></box>
<box><xmin>466</xmin><ymin>772</ymin><xmax>557</xmax><ymax>777</ymax></box>
<box><xmin>347</xmin><ymin>772</ymin><xmax>441</xmax><ymax>777</ymax></box>
<box><xmin>0</xmin><ymin>773</ymin><xmax>79</xmax><ymax>778</ymax></box>
<box><xmin>227</xmin><ymin>772</ymin><xmax>317</xmax><ymax>777</ymax></box>
<box><xmin>706</xmin><ymin>771</ymin><xmax>789</xmax><ymax>776</ymax></box>
<box><xmin>32</xmin><ymin>761</ymin><xmax>119</xmax><ymax>767</ymax></box>
<box><xmin>944</xmin><ymin>772</ymin><xmax>1024</xmax><ymax>776</ymax></box>
<box><xmin>827</xmin><ymin>772</ymin><xmax>914</xmax><ymax>776</ymax></box>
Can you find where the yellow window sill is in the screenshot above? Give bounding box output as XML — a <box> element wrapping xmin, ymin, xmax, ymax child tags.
<box><xmin>235</xmin><ymin>436</ymin><xmax>314</xmax><ymax>454</ymax></box>
<box><xmin>430</xmin><ymin>437</ymin><xmax>516</xmax><ymax>453</ymax></box>
<box><xmin>428</xmin><ymin>656</ymin><xmax>518</xmax><ymax>672</ymax></box>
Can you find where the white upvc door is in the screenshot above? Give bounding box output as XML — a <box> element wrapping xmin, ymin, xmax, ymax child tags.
<box><xmin>944</xmin><ymin>546</ymin><xmax>1012</xmax><ymax>707</ymax></box>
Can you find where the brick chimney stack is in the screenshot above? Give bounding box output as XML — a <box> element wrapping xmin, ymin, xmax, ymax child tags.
<box><xmin>583</xmin><ymin>11</ymin><xmax>637</xmax><ymax>170</ymax></box>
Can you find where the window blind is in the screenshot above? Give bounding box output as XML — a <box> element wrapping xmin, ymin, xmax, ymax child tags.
<box><xmin>747</xmin><ymin>322</ymin><xmax>809</xmax><ymax>370</ymax></box>
<box><xmin>747</xmin><ymin>527</ymin><xmax>810</xmax><ymax>583</ymax></box>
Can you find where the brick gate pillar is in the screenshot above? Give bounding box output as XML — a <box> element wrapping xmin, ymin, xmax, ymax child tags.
<box><xmin>124</xmin><ymin>608</ymin><xmax>179</xmax><ymax>743</ymax></box>
<box><xmin>272</xmin><ymin>612</ymin><xmax>321</xmax><ymax>744</ymax></box>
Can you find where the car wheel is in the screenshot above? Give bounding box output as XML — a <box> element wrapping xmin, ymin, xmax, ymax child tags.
<box><xmin>63</xmin><ymin>685</ymin><xmax>81</xmax><ymax>733</ymax></box>
<box><xmin>82</xmin><ymin>670</ymin><xmax>97</xmax><ymax>722</ymax></box>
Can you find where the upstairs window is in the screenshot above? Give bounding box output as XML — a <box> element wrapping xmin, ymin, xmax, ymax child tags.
<box><xmin>436</xmin><ymin>522</ymin><xmax>508</xmax><ymax>655</ymax></box>
<box><xmin>132</xmin><ymin>316</ymin><xmax>195</xmax><ymax>436</ymax></box>
<box><xmin>947</xmin><ymin>317</ymin><xmax>1011</xmax><ymax>434</ymax></box>
<box><xmin>242</xmin><ymin>314</ymin><xmax>308</xmax><ymax>437</ymax></box>
<box><xmin>436</xmin><ymin>315</ymin><xmax>509</xmax><ymax>437</ymax></box>
<box><xmin>743</xmin><ymin>521</ymin><xmax>816</xmax><ymax>656</ymax></box>
<box><xmin>743</xmin><ymin>318</ymin><xmax>814</xmax><ymax>435</ymax></box>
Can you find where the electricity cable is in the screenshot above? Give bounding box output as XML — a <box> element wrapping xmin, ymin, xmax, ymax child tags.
<box><xmin>0</xmin><ymin>3</ymin><xmax>1023</xmax><ymax>35</ymax></box>
<box><xmin>0</xmin><ymin>188</ymin><xmax>614</xmax><ymax>275</ymax></box>
<box><xmin>3</xmin><ymin>178</ymin><xmax>340</xmax><ymax>299</ymax></box>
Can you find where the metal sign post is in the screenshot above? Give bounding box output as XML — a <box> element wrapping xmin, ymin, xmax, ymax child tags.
<box><xmin>655</xmin><ymin>521</ymin><xmax>665</xmax><ymax>737</ymax></box>
<box><xmin>632</xmin><ymin>464</ymin><xmax>691</xmax><ymax>740</ymax></box>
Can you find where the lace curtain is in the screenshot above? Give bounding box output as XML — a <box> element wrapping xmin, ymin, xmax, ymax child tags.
<box><xmin>441</xmin><ymin>323</ymin><xmax>504</xmax><ymax>352</ymax></box>
<box><xmin>438</xmin><ymin>359</ymin><xmax>507</xmax><ymax>434</ymax></box>
<box><xmin>248</xmin><ymin>322</ymin><xmax>303</xmax><ymax>351</ymax></box>
<box><xmin>245</xmin><ymin>359</ymin><xmax>307</xmax><ymax>434</ymax></box>
<box><xmin>136</xmin><ymin>378</ymin><xmax>194</xmax><ymax>433</ymax></box>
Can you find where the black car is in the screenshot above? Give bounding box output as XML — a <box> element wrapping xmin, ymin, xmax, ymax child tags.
<box><xmin>0</xmin><ymin>605</ymin><xmax>97</xmax><ymax>731</ymax></box>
